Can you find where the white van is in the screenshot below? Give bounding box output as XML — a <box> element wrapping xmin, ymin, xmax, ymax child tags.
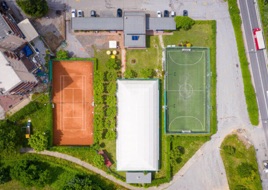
<box><xmin>71</xmin><ymin>9</ymin><xmax>76</xmax><ymax>18</ymax></box>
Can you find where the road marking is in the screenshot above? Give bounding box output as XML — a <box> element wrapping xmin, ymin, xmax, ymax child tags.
<box><xmin>245</xmin><ymin>0</ymin><xmax>268</xmax><ymax>118</ymax></box>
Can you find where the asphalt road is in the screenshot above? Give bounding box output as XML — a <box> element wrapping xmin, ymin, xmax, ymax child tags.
<box><xmin>238</xmin><ymin>0</ymin><xmax>268</xmax><ymax>144</ymax></box>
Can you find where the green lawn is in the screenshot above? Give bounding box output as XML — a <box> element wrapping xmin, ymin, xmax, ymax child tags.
<box><xmin>126</xmin><ymin>36</ymin><xmax>162</xmax><ymax>75</ymax></box>
<box><xmin>220</xmin><ymin>134</ymin><xmax>262</xmax><ymax>190</ymax></box>
<box><xmin>0</xmin><ymin>154</ymin><xmax>126</xmax><ymax>190</ymax></box>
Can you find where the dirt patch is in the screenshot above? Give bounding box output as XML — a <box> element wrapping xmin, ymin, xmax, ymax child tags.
<box><xmin>234</xmin><ymin>129</ymin><xmax>252</xmax><ymax>149</ymax></box>
<box><xmin>31</xmin><ymin>10</ymin><xmax>65</xmax><ymax>52</ymax></box>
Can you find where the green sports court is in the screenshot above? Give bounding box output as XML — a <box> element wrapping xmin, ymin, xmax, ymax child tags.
<box><xmin>164</xmin><ymin>47</ymin><xmax>210</xmax><ymax>134</ymax></box>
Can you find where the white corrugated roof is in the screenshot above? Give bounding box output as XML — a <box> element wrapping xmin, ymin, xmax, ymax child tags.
<box><xmin>0</xmin><ymin>52</ymin><xmax>21</xmax><ymax>93</ymax></box>
<box><xmin>18</xmin><ymin>19</ymin><xmax>38</xmax><ymax>42</ymax></box>
<box><xmin>116</xmin><ymin>80</ymin><xmax>159</xmax><ymax>171</ymax></box>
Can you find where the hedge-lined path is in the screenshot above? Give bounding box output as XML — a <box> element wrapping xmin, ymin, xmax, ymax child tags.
<box><xmin>20</xmin><ymin>148</ymin><xmax>141</xmax><ymax>190</ymax></box>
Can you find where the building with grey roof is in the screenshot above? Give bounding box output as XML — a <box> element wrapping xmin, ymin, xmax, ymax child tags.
<box><xmin>124</xmin><ymin>12</ymin><xmax>146</xmax><ymax>48</ymax></box>
<box><xmin>71</xmin><ymin>11</ymin><xmax>176</xmax><ymax>48</ymax></box>
<box><xmin>72</xmin><ymin>17</ymin><xmax>123</xmax><ymax>31</ymax></box>
<box><xmin>0</xmin><ymin>14</ymin><xmax>26</xmax><ymax>51</ymax></box>
<box><xmin>126</xmin><ymin>172</ymin><xmax>152</xmax><ymax>184</ymax></box>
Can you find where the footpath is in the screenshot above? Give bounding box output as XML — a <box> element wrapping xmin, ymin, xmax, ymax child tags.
<box><xmin>20</xmin><ymin>148</ymin><xmax>141</xmax><ymax>190</ymax></box>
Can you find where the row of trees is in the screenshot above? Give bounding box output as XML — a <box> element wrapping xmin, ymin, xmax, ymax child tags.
<box><xmin>94</xmin><ymin>58</ymin><xmax>120</xmax><ymax>143</ymax></box>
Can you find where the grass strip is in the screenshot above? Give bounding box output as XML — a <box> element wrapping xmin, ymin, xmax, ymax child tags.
<box><xmin>227</xmin><ymin>0</ymin><xmax>259</xmax><ymax>125</ymax></box>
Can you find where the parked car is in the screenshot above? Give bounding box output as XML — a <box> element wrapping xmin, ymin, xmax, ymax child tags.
<box><xmin>91</xmin><ymin>10</ymin><xmax>96</xmax><ymax>17</ymax></box>
<box><xmin>77</xmin><ymin>10</ymin><xmax>83</xmax><ymax>17</ymax></box>
<box><xmin>164</xmin><ymin>10</ymin><xmax>169</xmax><ymax>17</ymax></box>
<box><xmin>1</xmin><ymin>1</ymin><xmax>9</xmax><ymax>11</ymax></box>
<box><xmin>183</xmin><ymin>10</ymin><xmax>188</xmax><ymax>16</ymax></box>
<box><xmin>71</xmin><ymin>9</ymin><xmax>76</xmax><ymax>17</ymax></box>
<box><xmin>171</xmin><ymin>11</ymin><xmax>176</xmax><ymax>17</ymax></box>
<box><xmin>157</xmin><ymin>11</ymin><xmax>161</xmax><ymax>17</ymax></box>
<box><xmin>117</xmin><ymin>8</ymin><xmax>122</xmax><ymax>17</ymax></box>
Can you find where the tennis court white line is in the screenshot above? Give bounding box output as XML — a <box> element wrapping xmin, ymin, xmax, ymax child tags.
<box><xmin>168</xmin><ymin>116</ymin><xmax>205</xmax><ymax>131</ymax></box>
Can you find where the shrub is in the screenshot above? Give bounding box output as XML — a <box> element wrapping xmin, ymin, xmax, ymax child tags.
<box><xmin>63</xmin><ymin>174</ymin><xmax>102</xmax><ymax>190</ymax></box>
<box><xmin>140</xmin><ymin>68</ymin><xmax>154</xmax><ymax>78</ymax></box>
<box><xmin>0</xmin><ymin>165</ymin><xmax>11</xmax><ymax>184</ymax></box>
<box><xmin>93</xmin><ymin>154</ymin><xmax>104</xmax><ymax>168</ymax></box>
<box><xmin>223</xmin><ymin>145</ymin><xmax>236</xmax><ymax>155</ymax></box>
<box><xmin>174</xmin><ymin>16</ymin><xmax>195</xmax><ymax>30</ymax></box>
<box><xmin>10</xmin><ymin>159</ymin><xmax>51</xmax><ymax>187</ymax></box>
<box><xmin>234</xmin><ymin>184</ymin><xmax>248</xmax><ymax>190</ymax></box>
<box><xmin>237</xmin><ymin>162</ymin><xmax>255</xmax><ymax>178</ymax></box>
<box><xmin>28</xmin><ymin>131</ymin><xmax>49</xmax><ymax>152</ymax></box>
<box><xmin>16</xmin><ymin>0</ymin><xmax>48</xmax><ymax>18</ymax></box>
<box><xmin>124</xmin><ymin>69</ymin><xmax>137</xmax><ymax>78</ymax></box>
<box><xmin>56</xmin><ymin>50</ymin><xmax>69</xmax><ymax>59</ymax></box>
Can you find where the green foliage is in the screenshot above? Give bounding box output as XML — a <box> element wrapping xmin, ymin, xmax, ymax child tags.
<box><xmin>124</xmin><ymin>69</ymin><xmax>136</xmax><ymax>78</ymax></box>
<box><xmin>237</xmin><ymin>163</ymin><xmax>255</xmax><ymax>178</ymax></box>
<box><xmin>56</xmin><ymin>50</ymin><xmax>69</xmax><ymax>59</ymax></box>
<box><xmin>28</xmin><ymin>131</ymin><xmax>48</xmax><ymax>152</ymax></box>
<box><xmin>93</xmin><ymin>154</ymin><xmax>104</xmax><ymax>168</ymax></box>
<box><xmin>63</xmin><ymin>174</ymin><xmax>102</xmax><ymax>190</ymax></box>
<box><xmin>10</xmin><ymin>159</ymin><xmax>51</xmax><ymax>187</ymax></box>
<box><xmin>105</xmin><ymin>130</ymin><xmax>116</xmax><ymax>140</ymax></box>
<box><xmin>106</xmin><ymin>58</ymin><xmax>119</xmax><ymax>70</ymax></box>
<box><xmin>106</xmin><ymin>82</ymin><xmax>117</xmax><ymax>94</ymax></box>
<box><xmin>227</xmin><ymin>0</ymin><xmax>259</xmax><ymax>125</ymax></box>
<box><xmin>220</xmin><ymin>134</ymin><xmax>262</xmax><ymax>190</ymax></box>
<box><xmin>16</xmin><ymin>0</ymin><xmax>48</xmax><ymax>18</ymax></box>
<box><xmin>0</xmin><ymin>165</ymin><xmax>11</xmax><ymax>184</ymax></box>
<box><xmin>223</xmin><ymin>145</ymin><xmax>236</xmax><ymax>155</ymax></box>
<box><xmin>0</xmin><ymin>120</ymin><xmax>21</xmax><ymax>156</ymax></box>
<box><xmin>8</xmin><ymin>102</ymin><xmax>41</xmax><ymax>122</ymax></box>
<box><xmin>174</xmin><ymin>16</ymin><xmax>195</xmax><ymax>30</ymax></box>
<box><xmin>140</xmin><ymin>68</ymin><xmax>154</xmax><ymax>78</ymax></box>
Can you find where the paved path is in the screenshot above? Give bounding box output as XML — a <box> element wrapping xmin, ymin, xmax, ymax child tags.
<box><xmin>20</xmin><ymin>148</ymin><xmax>140</xmax><ymax>190</ymax></box>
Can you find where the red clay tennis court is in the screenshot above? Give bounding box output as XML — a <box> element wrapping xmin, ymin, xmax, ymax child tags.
<box><xmin>52</xmin><ymin>61</ymin><xmax>94</xmax><ymax>145</ymax></box>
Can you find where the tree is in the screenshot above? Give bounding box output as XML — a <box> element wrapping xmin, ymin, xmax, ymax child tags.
<box><xmin>56</xmin><ymin>50</ymin><xmax>69</xmax><ymax>59</ymax></box>
<box><xmin>174</xmin><ymin>16</ymin><xmax>195</xmax><ymax>30</ymax></box>
<box><xmin>105</xmin><ymin>130</ymin><xmax>116</xmax><ymax>140</ymax></box>
<box><xmin>140</xmin><ymin>68</ymin><xmax>154</xmax><ymax>78</ymax></box>
<box><xmin>63</xmin><ymin>174</ymin><xmax>102</xmax><ymax>190</ymax></box>
<box><xmin>16</xmin><ymin>0</ymin><xmax>49</xmax><ymax>18</ymax></box>
<box><xmin>0</xmin><ymin>120</ymin><xmax>21</xmax><ymax>156</ymax></box>
<box><xmin>28</xmin><ymin>131</ymin><xmax>48</xmax><ymax>152</ymax></box>
<box><xmin>10</xmin><ymin>159</ymin><xmax>51</xmax><ymax>187</ymax></box>
<box><xmin>0</xmin><ymin>165</ymin><xmax>11</xmax><ymax>184</ymax></box>
<box><xmin>93</xmin><ymin>154</ymin><xmax>104</xmax><ymax>168</ymax></box>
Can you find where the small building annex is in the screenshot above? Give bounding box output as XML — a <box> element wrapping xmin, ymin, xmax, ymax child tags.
<box><xmin>116</xmin><ymin>79</ymin><xmax>159</xmax><ymax>172</ymax></box>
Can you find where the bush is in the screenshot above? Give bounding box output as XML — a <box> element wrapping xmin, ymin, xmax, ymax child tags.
<box><xmin>28</xmin><ymin>131</ymin><xmax>49</xmax><ymax>152</ymax></box>
<box><xmin>223</xmin><ymin>145</ymin><xmax>236</xmax><ymax>155</ymax></box>
<box><xmin>174</xmin><ymin>16</ymin><xmax>195</xmax><ymax>30</ymax></box>
<box><xmin>56</xmin><ymin>50</ymin><xmax>69</xmax><ymax>59</ymax></box>
<box><xmin>8</xmin><ymin>102</ymin><xmax>41</xmax><ymax>122</ymax></box>
<box><xmin>140</xmin><ymin>68</ymin><xmax>154</xmax><ymax>78</ymax></box>
<box><xmin>0</xmin><ymin>165</ymin><xmax>11</xmax><ymax>184</ymax></box>
<box><xmin>237</xmin><ymin>162</ymin><xmax>255</xmax><ymax>178</ymax></box>
<box><xmin>124</xmin><ymin>69</ymin><xmax>137</xmax><ymax>78</ymax></box>
<box><xmin>93</xmin><ymin>154</ymin><xmax>104</xmax><ymax>168</ymax></box>
<box><xmin>63</xmin><ymin>174</ymin><xmax>102</xmax><ymax>190</ymax></box>
<box><xmin>234</xmin><ymin>184</ymin><xmax>248</xmax><ymax>190</ymax></box>
<box><xmin>10</xmin><ymin>159</ymin><xmax>51</xmax><ymax>187</ymax></box>
<box><xmin>16</xmin><ymin>0</ymin><xmax>48</xmax><ymax>18</ymax></box>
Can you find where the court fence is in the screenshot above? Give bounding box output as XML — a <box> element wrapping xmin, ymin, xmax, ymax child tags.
<box><xmin>164</xmin><ymin>47</ymin><xmax>211</xmax><ymax>134</ymax></box>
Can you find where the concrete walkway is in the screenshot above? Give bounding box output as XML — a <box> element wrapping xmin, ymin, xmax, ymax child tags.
<box><xmin>20</xmin><ymin>148</ymin><xmax>141</xmax><ymax>190</ymax></box>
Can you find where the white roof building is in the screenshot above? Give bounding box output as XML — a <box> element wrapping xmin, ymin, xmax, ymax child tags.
<box><xmin>17</xmin><ymin>19</ymin><xmax>39</xmax><ymax>42</ymax></box>
<box><xmin>116</xmin><ymin>79</ymin><xmax>159</xmax><ymax>171</ymax></box>
<box><xmin>0</xmin><ymin>51</ymin><xmax>21</xmax><ymax>93</ymax></box>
